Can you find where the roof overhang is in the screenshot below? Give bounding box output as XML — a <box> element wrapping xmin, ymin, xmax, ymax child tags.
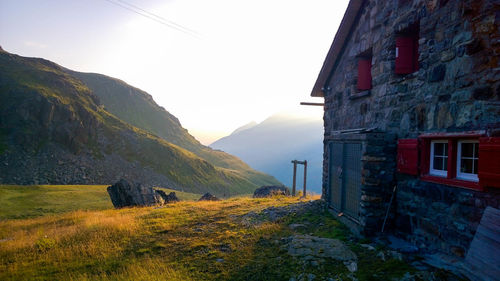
<box><xmin>310</xmin><ymin>0</ymin><xmax>366</xmax><ymax>97</ymax></box>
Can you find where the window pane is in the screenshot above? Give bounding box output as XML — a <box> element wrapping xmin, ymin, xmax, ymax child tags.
<box><xmin>474</xmin><ymin>143</ymin><xmax>479</xmax><ymax>158</ymax></box>
<box><xmin>473</xmin><ymin>159</ymin><xmax>478</xmax><ymax>174</ymax></box>
<box><xmin>461</xmin><ymin>143</ymin><xmax>474</xmax><ymax>158</ymax></box>
<box><xmin>433</xmin><ymin>157</ymin><xmax>442</xmax><ymax>170</ymax></box>
<box><xmin>434</xmin><ymin>143</ymin><xmax>444</xmax><ymax>156</ymax></box>
<box><xmin>461</xmin><ymin>159</ymin><xmax>473</xmax><ymax>174</ymax></box>
<box><xmin>443</xmin><ymin>156</ymin><xmax>448</xmax><ymax>170</ymax></box>
<box><xmin>443</xmin><ymin>143</ymin><xmax>448</xmax><ymax>156</ymax></box>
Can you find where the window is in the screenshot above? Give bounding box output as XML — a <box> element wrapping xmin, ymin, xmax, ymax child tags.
<box><xmin>397</xmin><ymin>134</ymin><xmax>500</xmax><ymax>190</ymax></box>
<box><xmin>357</xmin><ymin>57</ymin><xmax>372</xmax><ymax>90</ymax></box>
<box><xmin>395</xmin><ymin>23</ymin><xmax>419</xmax><ymax>74</ymax></box>
<box><xmin>457</xmin><ymin>140</ymin><xmax>479</xmax><ymax>182</ymax></box>
<box><xmin>430</xmin><ymin>140</ymin><xmax>448</xmax><ymax>177</ymax></box>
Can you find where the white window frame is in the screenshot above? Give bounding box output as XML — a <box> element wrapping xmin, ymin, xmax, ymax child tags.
<box><xmin>457</xmin><ymin>140</ymin><xmax>479</xmax><ymax>182</ymax></box>
<box><xmin>430</xmin><ymin>140</ymin><xmax>448</xmax><ymax>177</ymax></box>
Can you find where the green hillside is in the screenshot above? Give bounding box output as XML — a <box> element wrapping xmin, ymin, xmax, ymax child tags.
<box><xmin>70</xmin><ymin>71</ymin><xmax>280</xmax><ymax>187</ymax></box>
<box><xmin>0</xmin><ymin>50</ymin><xmax>277</xmax><ymax>196</ymax></box>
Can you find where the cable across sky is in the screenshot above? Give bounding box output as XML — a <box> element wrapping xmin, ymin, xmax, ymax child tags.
<box><xmin>102</xmin><ymin>0</ymin><xmax>200</xmax><ymax>37</ymax></box>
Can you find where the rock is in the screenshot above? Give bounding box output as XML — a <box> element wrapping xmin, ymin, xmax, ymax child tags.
<box><xmin>253</xmin><ymin>185</ymin><xmax>290</xmax><ymax>198</ymax></box>
<box><xmin>285</xmin><ymin>234</ymin><xmax>357</xmax><ymax>262</ymax></box>
<box><xmin>307</xmin><ymin>273</ymin><xmax>316</xmax><ymax>281</ymax></box>
<box><xmin>360</xmin><ymin>244</ymin><xmax>376</xmax><ymax>251</ymax></box>
<box><xmin>107</xmin><ymin>179</ymin><xmax>164</xmax><ymax>208</ymax></box>
<box><xmin>198</xmin><ymin>192</ymin><xmax>220</xmax><ymax>201</ymax></box>
<box><xmin>377</xmin><ymin>251</ymin><xmax>386</xmax><ymax>261</ymax></box>
<box><xmin>155</xmin><ymin>189</ymin><xmax>179</xmax><ymax>204</ymax></box>
<box><xmin>344</xmin><ymin>261</ymin><xmax>358</xmax><ymax>272</ymax></box>
<box><xmin>428</xmin><ymin>64</ymin><xmax>446</xmax><ymax>82</ymax></box>
<box><xmin>289</xmin><ymin>223</ymin><xmax>307</xmax><ymax>230</ymax></box>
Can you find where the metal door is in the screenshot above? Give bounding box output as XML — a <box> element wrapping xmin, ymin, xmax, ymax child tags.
<box><xmin>329</xmin><ymin>142</ymin><xmax>362</xmax><ymax>220</ymax></box>
<box><xmin>329</xmin><ymin>142</ymin><xmax>343</xmax><ymax>211</ymax></box>
<box><xmin>343</xmin><ymin>143</ymin><xmax>362</xmax><ymax>219</ymax></box>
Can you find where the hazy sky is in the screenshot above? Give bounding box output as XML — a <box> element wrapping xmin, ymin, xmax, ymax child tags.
<box><xmin>0</xmin><ymin>0</ymin><xmax>349</xmax><ymax>144</ymax></box>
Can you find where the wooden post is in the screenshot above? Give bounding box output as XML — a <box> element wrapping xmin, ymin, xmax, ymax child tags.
<box><xmin>303</xmin><ymin>160</ymin><xmax>307</xmax><ymax>198</ymax></box>
<box><xmin>292</xmin><ymin>160</ymin><xmax>297</xmax><ymax>196</ymax></box>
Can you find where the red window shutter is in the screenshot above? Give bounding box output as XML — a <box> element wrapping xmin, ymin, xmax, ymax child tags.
<box><xmin>357</xmin><ymin>58</ymin><xmax>372</xmax><ymax>90</ymax></box>
<box><xmin>395</xmin><ymin>37</ymin><xmax>415</xmax><ymax>74</ymax></box>
<box><xmin>479</xmin><ymin>137</ymin><xmax>500</xmax><ymax>188</ymax></box>
<box><xmin>397</xmin><ymin>139</ymin><xmax>419</xmax><ymax>175</ymax></box>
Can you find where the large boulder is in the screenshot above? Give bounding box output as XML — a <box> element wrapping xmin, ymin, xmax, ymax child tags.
<box><xmin>107</xmin><ymin>179</ymin><xmax>164</xmax><ymax>208</ymax></box>
<box><xmin>198</xmin><ymin>192</ymin><xmax>220</xmax><ymax>201</ymax></box>
<box><xmin>155</xmin><ymin>189</ymin><xmax>180</xmax><ymax>203</ymax></box>
<box><xmin>253</xmin><ymin>185</ymin><xmax>290</xmax><ymax>198</ymax></box>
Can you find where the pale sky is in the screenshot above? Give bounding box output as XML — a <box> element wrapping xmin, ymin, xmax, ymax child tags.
<box><xmin>0</xmin><ymin>0</ymin><xmax>349</xmax><ymax>144</ymax></box>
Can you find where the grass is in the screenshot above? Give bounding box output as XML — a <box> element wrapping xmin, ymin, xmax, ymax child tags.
<box><xmin>0</xmin><ymin>185</ymin><xmax>201</xmax><ymax>220</ymax></box>
<box><xmin>0</xmin><ymin>185</ymin><xmax>427</xmax><ymax>280</ymax></box>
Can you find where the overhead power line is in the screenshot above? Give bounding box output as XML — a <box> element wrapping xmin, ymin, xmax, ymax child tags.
<box><xmin>102</xmin><ymin>0</ymin><xmax>200</xmax><ymax>38</ymax></box>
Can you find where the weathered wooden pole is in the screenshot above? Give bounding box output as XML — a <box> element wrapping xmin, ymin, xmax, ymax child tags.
<box><xmin>292</xmin><ymin>160</ymin><xmax>297</xmax><ymax>196</ymax></box>
<box><xmin>302</xmin><ymin>160</ymin><xmax>307</xmax><ymax>198</ymax></box>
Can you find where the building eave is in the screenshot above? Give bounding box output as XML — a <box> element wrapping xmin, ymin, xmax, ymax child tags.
<box><xmin>310</xmin><ymin>0</ymin><xmax>366</xmax><ymax>97</ymax></box>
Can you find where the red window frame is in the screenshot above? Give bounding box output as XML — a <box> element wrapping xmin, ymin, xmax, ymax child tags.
<box><xmin>397</xmin><ymin>131</ymin><xmax>500</xmax><ymax>191</ymax></box>
<box><xmin>420</xmin><ymin>137</ymin><xmax>481</xmax><ymax>191</ymax></box>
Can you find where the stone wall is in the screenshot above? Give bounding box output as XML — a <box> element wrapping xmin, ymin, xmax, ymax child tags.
<box><xmin>323</xmin><ymin>132</ymin><xmax>396</xmax><ymax>236</ymax></box>
<box><xmin>322</xmin><ymin>0</ymin><xmax>500</xmax><ymax>256</ymax></box>
<box><xmin>393</xmin><ymin>176</ymin><xmax>500</xmax><ymax>257</ymax></box>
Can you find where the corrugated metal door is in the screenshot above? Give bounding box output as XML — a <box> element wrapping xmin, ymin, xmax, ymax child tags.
<box><xmin>329</xmin><ymin>142</ymin><xmax>343</xmax><ymax>211</ymax></box>
<box><xmin>343</xmin><ymin>143</ymin><xmax>362</xmax><ymax>219</ymax></box>
<box><xmin>329</xmin><ymin>142</ymin><xmax>361</xmax><ymax>220</ymax></box>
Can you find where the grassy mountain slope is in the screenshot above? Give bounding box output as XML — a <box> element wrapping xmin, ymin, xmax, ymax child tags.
<box><xmin>0</xmin><ymin>50</ymin><xmax>273</xmax><ymax>195</ymax></box>
<box><xmin>69</xmin><ymin>71</ymin><xmax>279</xmax><ymax>187</ymax></box>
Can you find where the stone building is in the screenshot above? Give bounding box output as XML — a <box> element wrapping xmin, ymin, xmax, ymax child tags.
<box><xmin>311</xmin><ymin>0</ymin><xmax>500</xmax><ymax>258</ymax></box>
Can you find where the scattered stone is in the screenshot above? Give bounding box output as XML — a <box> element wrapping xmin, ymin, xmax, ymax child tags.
<box><xmin>215</xmin><ymin>258</ymin><xmax>224</xmax><ymax>263</ymax></box>
<box><xmin>198</xmin><ymin>192</ymin><xmax>220</xmax><ymax>201</ymax></box>
<box><xmin>389</xmin><ymin>250</ymin><xmax>403</xmax><ymax>261</ymax></box>
<box><xmin>360</xmin><ymin>244</ymin><xmax>376</xmax><ymax>251</ymax></box>
<box><xmin>344</xmin><ymin>261</ymin><xmax>358</xmax><ymax>272</ymax></box>
<box><xmin>307</xmin><ymin>273</ymin><xmax>316</xmax><ymax>281</ymax></box>
<box><xmin>155</xmin><ymin>189</ymin><xmax>179</xmax><ymax>204</ymax></box>
<box><xmin>289</xmin><ymin>223</ymin><xmax>307</xmax><ymax>230</ymax></box>
<box><xmin>236</xmin><ymin>200</ymin><xmax>324</xmax><ymax>226</ymax></box>
<box><xmin>107</xmin><ymin>179</ymin><xmax>164</xmax><ymax>208</ymax></box>
<box><xmin>253</xmin><ymin>185</ymin><xmax>290</xmax><ymax>198</ymax></box>
<box><xmin>284</xmin><ymin>234</ymin><xmax>357</xmax><ymax>272</ymax></box>
<box><xmin>377</xmin><ymin>251</ymin><xmax>386</xmax><ymax>261</ymax></box>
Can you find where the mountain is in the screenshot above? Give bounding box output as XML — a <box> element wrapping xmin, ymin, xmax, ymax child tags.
<box><xmin>68</xmin><ymin>71</ymin><xmax>279</xmax><ymax>188</ymax></box>
<box><xmin>0</xmin><ymin>50</ymin><xmax>279</xmax><ymax>196</ymax></box>
<box><xmin>210</xmin><ymin>113</ymin><xmax>324</xmax><ymax>193</ymax></box>
<box><xmin>231</xmin><ymin>121</ymin><xmax>257</xmax><ymax>135</ymax></box>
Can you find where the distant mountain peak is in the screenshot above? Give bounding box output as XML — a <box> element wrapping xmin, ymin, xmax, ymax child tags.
<box><xmin>231</xmin><ymin>121</ymin><xmax>258</xmax><ymax>136</ymax></box>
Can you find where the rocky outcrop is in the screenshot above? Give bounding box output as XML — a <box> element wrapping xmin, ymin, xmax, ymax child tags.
<box><xmin>155</xmin><ymin>189</ymin><xmax>179</xmax><ymax>204</ymax></box>
<box><xmin>107</xmin><ymin>179</ymin><xmax>164</xmax><ymax>208</ymax></box>
<box><xmin>198</xmin><ymin>193</ymin><xmax>220</xmax><ymax>201</ymax></box>
<box><xmin>283</xmin><ymin>235</ymin><xmax>358</xmax><ymax>272</ymax></box>
<box><xmin>253</xmin><ymin>185</ymin><xmax>290</xmax><ymax>198</ymax></box>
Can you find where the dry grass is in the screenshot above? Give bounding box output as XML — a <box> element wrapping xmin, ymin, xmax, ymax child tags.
<box><xmin>0</xmin><ymin>195</ymin><xmax>319</xmax><ymax>280</ymax></box>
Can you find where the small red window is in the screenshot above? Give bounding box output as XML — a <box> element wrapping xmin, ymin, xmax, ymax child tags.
<box><xmin>395</xmin><ymin>37</ymin><xmax>417</xmax><ymax>74</ymax></box>
<box><xmin>478</xmin><ymin>137</ymin><xmax>500</xmax><ymax>188</ymax></box>
<box><xmin>357</xmin><ymin>58</ymin><xmax>372</xmax><ymax>90</ymax></box>
<box><xmin>397</xmin><ymin>139</ymin><xmax>419</xmax><ymax>175</ymax></box>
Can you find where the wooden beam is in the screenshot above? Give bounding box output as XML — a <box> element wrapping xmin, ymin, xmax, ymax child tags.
<box><xmin>302</xmin><ymin>160</ymin><xmax>307</xmax><ymax>198</ymax></box>
<box><xmin>300</xmin><ymin>102</ymin><xmax>324</xmax><ymax>106</ymax></box>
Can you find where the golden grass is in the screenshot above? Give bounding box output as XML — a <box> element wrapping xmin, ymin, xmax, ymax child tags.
<box><xmin>0</xmin><ymin>195</ymin><xmax>319</xmax><ymax>280</ymax></box>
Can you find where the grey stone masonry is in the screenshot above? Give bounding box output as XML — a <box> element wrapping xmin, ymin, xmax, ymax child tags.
<box><xmin>321</xmin><ymin>0</ymin><xmax>500</xmax><ymax>257</ymax></box>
